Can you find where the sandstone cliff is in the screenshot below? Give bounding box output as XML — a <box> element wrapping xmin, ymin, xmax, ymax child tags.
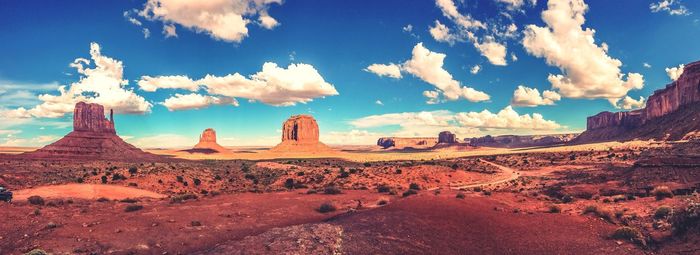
<box><xmin>438</xmin><ymin>131</ymin><xmax>458</xmax><ymax>144</ymax></box>
<box><xmin>271</xmin><ymin>115</ymin><xmax>333</xmax><ymax>152</ymax></box>
<box><xmin>191</xmin><ymin>128</ymin><xmax>228</xmax><ymax>153</ymax></box>
<box><xmin>24</xmin><ymin>102</ymin><xmax>157</xmax><ymax>160</ymax></box>
<box><xmin>577</xmin><ymin>60</ymin><xmax>700</xmax><ymax>143</ymax></box>
<box><xmin>468</xmin><ymin>134</ymin><xmax>578</xmax><ymax>148</ymax></box>
<box><xmin>376</xmin><ymin>137</ymin><xmax>438</xmax><ymax>149</ymax></box>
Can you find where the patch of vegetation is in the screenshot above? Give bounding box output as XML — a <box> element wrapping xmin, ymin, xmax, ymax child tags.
<box><xmin>96</xmin><ymin>197</ymin><xmax>109</xmax><ymax>202</ymax></box>
<box><xmin>402</xmin><ymin>189</ymin><xmax>418</xmax><ymax>197</ymax></box>
<box><xmin>191</xmin><ymin>221</ymin><xmax>202</xmax><ymax>227</ymax></box>
<box><xmin>377</xmin><ymin>185</ymin><xmax>391</xmax><ymax>193</ymax></box>
<box><xmin>170</xmin><ymin>193</ymin><xmax>198</xmax><ymax>203</ymax></box>
<box><xmin>128</xmin><ymin>166</ymin><xmax>138</xmax><ymax>175</ymax></box>
<box><xmin>27</xmin><ymin>196</ymin><xmax>45</xmax><ymax>206</ymax></box>
<box><xmin>652</xmin><ymin>186</ymin><xmax>673</xmax><ymax>200</ymax></box>
<box><xmin>101</xmin><ymin>175</ymin><xmax>108</xmax><ymax>184</ymax></box>
<box><xmin>654</xmin><ymin>206</ymin><xmax>673</xmax><ymax>219</ymax></box>
<box><xmin>456</xmin><ymin>192</ymin><xmax>465</xmax><ymax>199</ymax></box>
<box><xmin>193</xmin><ymin>178</ymin><xmax>202</xmax><ymax>186</ymax></box>
<box><xmin>377</xmin><ymin>200</ymin><xmax>388</xmax><ymax>206</ymax></box>
<box><xmin>611</xmin><ymin>227</ymin><xmax>644</xmax><ymax>246</ymax></box>
<box><xmin>119</xmin><ymin>198</ymin><xmax>138</xmax><ymax>203</ymax></box>
<box><xmin>409</xmin><ymin>183</ymin><xmax>420</xmax><ymax>190</ymax></box>
<box><xmin>317</xmin><ymin>202</ymin><xmax>337</xmax><ymax>213</ymax></box>
<box><xmin>548</xmin><ymin>205</ymin><xmax>561</xmax><ymax>213</ymax></box>
<box><xmin>24</xmin><ymin>249</ymin><xmax>48</xmax><ymax>255</ymax></box>
<box><xmin>124</xmin><ymin>204</ymin><xmax>144</xmax><ymax>212</ymax></box>
<box><xmin>324</xmin><ymin>186</ymin><xmax>342</xmax><ymax>195</ymax></box>
<box><xmin>671</xmin><ymin>200</ymin><xmax>700</xmax><ymax>235</ymax></box>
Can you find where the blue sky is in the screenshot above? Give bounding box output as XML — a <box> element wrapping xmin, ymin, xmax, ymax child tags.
<box><xmin>0</xmin><ymin>0</ymin><xmax>698</xmax><ymax>147</ymax></box>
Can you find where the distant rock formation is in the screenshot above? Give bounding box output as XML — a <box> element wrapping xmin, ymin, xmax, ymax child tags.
<box><xmin>191</xmin><ymin>128</ymin><xmax>228</xmax><ymax>153</ymax></box>
<box><xmin>468</xmin><ymin>134</ymin><xmax>578</xmax><ymax>148</ymax></box>
<box><xmin>23</xmin><ymin>102</ymin><xmax>158</xmax><ymax>160</ymax></box>
<box><xmin>270</xmin><ymin>115</ymin><xmax>332</xmax><ymax>152</ymax></box>
<box><xmin>576</xmin><ymin>60</ymin><xmax>700</xmax><ymax>143</ymax></box>
<box><xmin>376</xmin><ymin>137</ymin><xmax>438</xmax><ymax>149</ymax></box>
<box><xmin>438</xmin><ymin>131</ymin><xmax>458</xmax><ymax>144</ymax></box>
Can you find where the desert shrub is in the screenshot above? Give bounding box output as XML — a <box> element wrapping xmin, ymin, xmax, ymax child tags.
<box><xmin>583</xmin><ymin>205</ymin><xmax>598</xmax><ymax>214</ymax></box>
<box><xmin>296</xmin><ymin>172</ymin><xmax>305</xmax><ymax>176</ymax></box>
<box><xmin>402</xmin><ymin>189</ymin><xmax>418</xmax><ymax>197</ymax></box>
<box><xmin>653</xmin><ymin>186</ymin><xmax>673</xmax><ymax>200</ymax></box>
<box><xmin>483</xmin><ymin>190</ymin><xmax>492</xmax><ymax>196</ymax></box>
<box><xmin>654</xmin><ymin>206</ymin><xmax>673</xmax><ymax>219</ymax></box>
<box><xmin>377</xmin><ymin>200</ymin><xmax>388</xmax><ymax>205</ymax></box>
<box><xmin>284</xmin><ymin>178</ymin><xmax>295</xmax><ymax>189</ymax></box>
<box><xmin>409</xmin><ymin>183</ymin><xmax>421</xmax><ymax>190</ymax></box>
<box><xmin>46</xmin><ymin>222</ymin><xmax>58</xmax><ymax>229</ymax></box>
<box><xmin>193</xmin><ymin>178</ymin><xmax>202</xmax><ymax>186</ymax></box>
<box><xmin>324</xmin><ymin>186</ymin><xmax>342</xmax><ymax>195</ymax></box>
<box><xmin>191</xmin><ymin>221</ymin><xmax>202</xmax><ymax>227</ymax></box>
<box><xmin>456</xmin><ymin>192</ymin><xmax>465</xmax><ymax>199</ymax></box>
<box><xmin>338</xmin><ymin>170</ymin><xmax>350</xmax><ymax>178</ymax></box>
<box><xmin>28</xmin><ymin>196</ymin><xmax>45</xmax><ymax>206</ymax></box>
<box><xmin>76</xmin><ymin>177</ymin><xmax>84</xmax><ymax>183</ymax></box>
<box><xmin>170</xmin><ymin>193</ymin><xmax>198</xmax><ymax>203</ymax></box>
<box><xmin>176</xmin><ymin>176</ymin><xmax>184</xmax><ymax>182</ymax></box>
<box><xmin>120</xmin><ymin>198</ymin><xmax>138</xmax><ymax>203</ymax></box>
<box><xmin>377</xmin><ymin>185</ymin><xmax>391</xmax><ymax>193</ymax></box>
<box><xmin>615</xmin><ymin>210</ymin><xmax>625</xmax><ymax>219</ymax></box>
<box><xmin>611</xmin><ymin>227</ymin><xmax>643</xmax><ymax>242</ymax></box>
<box><xmin>24</xmin><ymin>249</ymin><xmax>48</xmax><ymax>255</ymax></box>
<box><xmin>317</xmin><ymin>202</ymin><xmax>337</xmax><ymax>213</ymax></box>
<box><xmin>363</xmin><ymin>162</ymin><xmax>371</xmax><ymax>167</ymax></box>
<box><xmin>96</xmin><ymin>197</ymin><xmax>109</xmax><ymax>202</ymax></box>
<box><xmin>112</xmin><ymin>173</ymin><xmax>126</xmax><ymax>181</ymax></box>
<box><xmin>101</xmin><ymin>176</ymin><xmax>108</xmax><ymax>184</ymax></box>
<box><xmin>33</xmin><ymin>208</ymin><xmax>41</xmax><ymax>216</ymax></box>
<box><xmin>561</xmin><ymin>195</ymin><xmax>573</xmax><ymax>203</ymax></box>
<box><xmin>395</xmin><ymin>169</ymin><xmax>402</xmax><ymax>174</ymax></box>
<box><xmin>671</xmin><ymin>201</ymin><xmax>700</xmax><ymax>235</ymax></box>
<box><xmin>583</xmin><ymin>205</ymin><xmax>613</xmax><ymax>222</ymax></box>
<box><xmin>548</xmin><ymin>205</ymin><xmax>562</xmax><ymax>213</ymax></box>
<box><xmin>474</xmin><ymin>187</ymin><xmax>483</xmax><ymax>192</ymax></box>
<box><xmin>124</xmin><ymin>204</ymin><xmax>143</xmax><ymax>212</ymax></box>
<box><xmin>128</xmin><ymin>167</ymin><xmax>138</xmax><ymax>175</ymax></box>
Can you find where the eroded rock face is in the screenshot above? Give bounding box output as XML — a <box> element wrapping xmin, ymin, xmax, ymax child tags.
<box><xmin>376</xmin><ymin>137</ymin><xmax>438</xmax><ymax>149</ymax></box>
<box><xmin>468</xmin><ymin>134</ymin><xmax>578</xmax><ymax>148</ymax></box>
<box><xmin>579</xmin><ymin>60</ymin><xmax>700</xmax><ymax>142</ymax></box>
<box><xmin>192</xmin><ymin>128</ymin><xmax>227</xmax><ymax>153</ymax></box>
<box><xmin>438</xmin><ymin>131</ymin><xmax>457</xmax><ymax>144</ymax></box>
<box><xmin>73</xmin><ymin>102</ymin><xmax>115</xmax><ymax>134</ymax></box>
<box><xmin>281</xmin><ymin>115</ymin><xmax>319</xmax><ymax>144</ymax></box>
<box><xmin>24</xmin><ymin>102</ymin><xmax>157</xmax><ymax>160</ymax></box>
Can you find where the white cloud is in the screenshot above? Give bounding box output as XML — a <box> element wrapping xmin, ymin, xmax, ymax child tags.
<box><xmin>139</xmin><ymin>0</ymin><xmax>283</xmax><ymax>43</ymax></box>
<box><xmin>402</xmin><ymin>43</ymin><xmax>490</xmax><ymax>103</ymax></box>
<box><xmin>455</xmin><ymin>106</ymin><xmax>560</xmax><ymax>130</ymax></box>
<box><xmin>522</xmin><ymin>0</ymin><xmax>644</xmax><ymax>106</ymax></box>
<box><xmin>611</xmin><ymin>95</ymin><xmax>646</xmax><ymax>110</ymax></box>
<box><xmin>364</xmin><ymin>63</ymin><xmax>402</xmax><ymax>79</ymax></box>
<box><xmin>496</xmin><ymin>0</ymin><xmax>537</xmax><ymax>10</ymax></box>
<box><xmin>470</xmin><ymin>65</ymin><xmax>481</xmax><ymax>74</ymax></box>
<box><xmin>665</xmin><ymin>64</ymin><xmax>685</xmax><ymax>81</ymax></box>
<box><xmin>511</xmin><ymin>85</ymin><xmax>561</xmax><ymax>107</ymax></box>
<box><xmin>163</xmin><ymin>24</ymin><xmax>178</xmax><ymax>38</ymax></box>
<box><xmin>1</xmin><ymin>43</ymin><xmax>151</xmax><ymax>119</ymax></box>
<box><xmin>139</xmin><ymin>62</ymin><xmax>338</xmax><ymax>107</ymax></box>
<box><xmin>0</xmin><ymin>135</ymin><xmax>60</xmax><ymax>147</ymax></box>
<box><xmin>0</xmin><ymin>81</ymin><xmax>60</xmax><ymax>107</ymax></box>
<box><xmin>435</xmin><ymin>0</ymin><xmax>486</xmax><ymax>30</ymax></box>
<box><xmin>351</xmin><ymin>106</ymin><xmax>561</xmax><ymax>138</ymax></box>
<box><xmin>143</xmin><ymin>28</ymin><xmax>151</xmax><ymax>38</ymax></box>
<box><xmin>429</xmin><ymin>20</ymin><xmax>459</xmax><ymax>45</ymax></box>
<box><xmin>650</xmin><ymin>0</ymin><xmax>691</xmax><ymax>16</ymax></box>
<box><xmin>138</xmin><ymin>75</ymin><xmax>199</xmax><ymax>92</ymax></box>
<box><xmin>403</xmin><ymin>24</ymin><xmax>413</xmax><ymax>32</ymax></box>
<box><xmin>423</xmin><ymin>90</ymin><xmax>441</xmax><ymax>104</ymax></box>
<box><xmin>473</xmin><ymin>37</ymin><xmax>508</xmax><ymax>66</ymax></box>
<box><xmin>375</xmin><ymin>100</ymin><xmax>384</xmax><ymax>105</ymax></box>
<box><xmin>161</xmin><ymin>93</ymin><xmax>238</xmax><ymax>111</ymax></box>
<box><xmin>511</xmin><ymin>53</ymin><xmax>518</xmax><ymax>62</ymax></box>
<box><xmin>321</xmin><ymin>130</ymin><xmax>384</xmax><ymax>145</ymax></box>
<box><xmin>643</xmin><ymin>62</ymin><xmax>652</xmax><ymax>68</ymax></box>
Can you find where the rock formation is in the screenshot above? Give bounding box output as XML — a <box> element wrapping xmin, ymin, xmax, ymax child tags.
<box><xmin>191</xmin><ymin>128</ymin><xmax>228</xmax><ymax>153</ymax></box>
<box><xmin>376</xmin><ymin>137</ymin><xmax>438</xmax><ymax>149</ymax></box>
<box><xmin>24</xmin><ymin>102</ymin><xmax>158</xmax><ymax>160</ymax></box>
<box><xmin>438</xmin><ymin>131</ymin><xmax>458</xmax><ymax>144</ymax></box>
<box><xmin>576</xmin><ymin>60</ymin><xmax>700</xmax><ymax>143</ymax></box>
<box><xmin>270</xmin><ymin>115</ymin><xmax>332</xmax><ymax>152</ymax></box>
<box><xmin>468</xmin><ymin>134</ymin><xmax>578</xmax><ymax>148</ymax></box>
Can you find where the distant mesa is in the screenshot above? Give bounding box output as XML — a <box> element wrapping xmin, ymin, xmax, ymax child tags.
<box><xmin>576</xmin><ymin>60</ymin><xmax>700</xmax><ymax>143</ymax></box>
<box><xmin>23</xmin><ymin>102</ymin><xmax>158</xmax><ymax>160</ymax></box>
<box><xmin>467</xmin><ymin>134</ymin><xmax>578</xmax><ymax>148</ymax></box>
<box><xmin>438</xmin><ymin>131</ymin><xmax>458</xmax><ymax>144</ymax></box>
<box><xmin>186</xmin><ymin>128</ymin><xmax>229</xmax><ymax>154</ymax></box>
<box><xmin>270</xmin><ymin>115</ymin><xmax>333</xmax><ymax>152</ymax></box>
<box><xmin>376</xmin><ymin>137</ymin><xmax>438</xmax><ymax>150</ymax></box>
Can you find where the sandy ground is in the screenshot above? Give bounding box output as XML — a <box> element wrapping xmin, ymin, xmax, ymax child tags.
<box><xmin>134</xmin><ymin>140</ymin><xmax>667</xmax><ymax>162</ymax></box>
<box><xmin>12</xmin><ymin>184</ymin><xmax>166</xmax><ymax>200</ymax></box>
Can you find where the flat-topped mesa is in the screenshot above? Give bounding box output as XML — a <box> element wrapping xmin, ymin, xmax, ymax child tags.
<box><xmin>192</xmin><ymin>128</ymin><xmax>228</xmax><ymax>153</ymax></box>
<box><xmin>376</xmin><ymin>137</ymin><xmax>438</xmax><ymax>149</ymax></box>
<box><xmin>73</xmin><ymin>102</ymin><xmax>116</xmax><ymax>134</ymax></box>
<box><xmin>438</xmin><ymin>131</ymin><xmax>458</xmax><ymax>144</ymax></box>
<box><xmin>281</xmin><ymin>115</ymin><xmax>319</xmax><ymax>144</ymax></box>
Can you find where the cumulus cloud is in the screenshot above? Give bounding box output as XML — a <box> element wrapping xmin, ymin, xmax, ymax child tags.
<box><xmin>470</xmin><ymin>65</ymin><xmax>481</xmax><ymax>74</ymax></box>
<box><xmin>665</xmin><ymin>64</ymin><xmax>685</xmax><ymax>81</ymax></box>
<box><xmin>429</xmin><ymin>20</ymin><xmax>459</xmax><ymax>45</ymax></box>
<box><xmin>139</xmin><ymin>62</ymin><xmax>339</xmax><ymax>107</ymax></box>
<box><xmin>1</xmin><ymin>42</ymin><xmax>151</xmax><ymax>119</ymax></box>
<box><xmin>163</xmin><ymin>24</ymin><xmax>178</xmax><ymax>38</ymax></box>
<box><xmin>473</xmin><ymin>37</ymin><xmax>507</xmax><ymax>66</ymax></box>
<box><xmin>138</xmin><ymin>0</ymin><xmax>283</xmax><ymax>43</ymax></box>
<box><xmin>367</xmin><ymin>43</ymin><xmax>489</xmax><ymax>104</ymax></box>
<box><xmin>364</xmin><ymin>63</ymin><xmax>402</xmax><ymax>79</ymax></box>
<box><xmin>643</xmin><ymin>62</ymin><xmax>652</xmax><ymax>68</ymax></box>
<box><xmin>161</xmin><ymin>93</ymin><xmax>238</xmax><ymax>111</ymax></box>
<box><xmin>611</xmin><ymin>96</ymin><xmax>646</xmax><ymax>110</ymax></box>
<box><xmin>375</xmin><ymin>100</ymin><xmax>384</xmax><ymax>105</ymax></box>
<box><xmin>455</xmin><ymin>106</ymin><xmax>560</xmax><ymax>130</ymax></box>
<box><xmin>511</xmin><ymin>85</ymin><xmax>561</xmax><ymax>107</ymax></box>
<box><xmin>650</xmin><ymin>0</ymin><xmax>691</xmax><ymax>16</ymax></box>
<box><xmin>522</xmin><ymin>0</ymin><xmax>644</xmax><ymax>106</ymax></box>
<box><xmin>496</xmin><ymin>0</ymin><xmax>537</xmax><ymax>10</ymax></box>
<box><xmin>321</xmin><ymin>129</ymin><xmax>384</xmax><ymax>145</ymax></box>
<box><xmin>435</xmin><ymin>0</ymin><xmax>485</xmax><ymax>30</ymax></box>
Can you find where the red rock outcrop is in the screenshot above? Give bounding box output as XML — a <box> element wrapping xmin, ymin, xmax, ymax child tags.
<box><xmin>23</xmin><ymin>102</ymin><xmax>158</xmax><ymax>160</ymax></box>
<box><xmin>191</xmin><ymin>128</ymin><xmax>228</xmax><ymax>153</ymax></box>
<box><xmin>468</xmin><ymin>134</ymin><xmax>578</xmax><ymax>148</ymax></box>
<box><xmin>577</xmin><ymin>60</ymin><xmax>700</xmax><ymax>143</ymax></box>
<box><xmin>271</xmin><ymin>115</ymin><xmax>333</xmax><ymax>152</ymax></box>
<box><xmin>438</xmin><ymin>131</ymin><xmax>458</xmax><ymax>144</ymax></box>
<box><xmin>376</xmin><ymin>137</ymin><xmax>438</xmax><ymax>149</ymax></box>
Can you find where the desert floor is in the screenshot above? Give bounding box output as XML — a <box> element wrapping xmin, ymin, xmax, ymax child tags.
<box><xmin>1</xmin><ymin>140</ymin><xmax>699</xmax><ymax>254</ymax></box>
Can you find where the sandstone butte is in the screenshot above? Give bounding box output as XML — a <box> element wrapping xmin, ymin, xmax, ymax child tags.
<box><xmin>23</xmin><ymin>102</ymin><xmax>158</xmax><ymax>160</ymax></box>
<box><xmin>438</xmin><ymin>131</ymin><xmax>458</xmax><ymax>144</ymax></box>
<box><xmin>576</xmin><ymin>60</ymin><xmax>700</xmax><ymax>143</ymax></box>
<box><xmin>270</xmin><ymin>115</ymin><xmax>333</xmax><ymax>152</ymax></box>
<box><xmin>192</xmin><ymin>128</ymin><xmax>228</xmax><ymax>153</ymax></box>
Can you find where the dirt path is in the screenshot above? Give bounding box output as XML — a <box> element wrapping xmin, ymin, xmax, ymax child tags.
<box><xmin>13</xmin><ymin>184</ymin><xmax>166</xmax><ymax>200</ymax></box>
<box><xmin>449</xmin><ymin>160</ymin><xmax>519</xmax><ymax>190</ymax></box>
